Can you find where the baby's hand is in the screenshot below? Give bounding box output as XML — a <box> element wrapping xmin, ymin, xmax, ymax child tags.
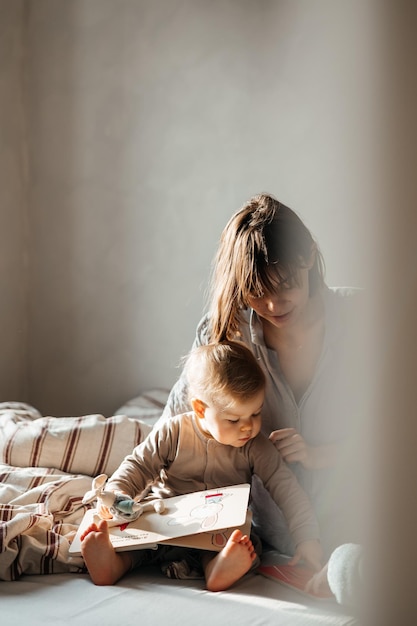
<box><xmin>96</xmin><ymin>489</ymin><xmax>141</xmax><ymax>522</ymax></box>
<box><xmin>288</xmin><ymin>539</ymin><xmax>323</xmax><ymax>572</ymax></box>
<box><xmin>113</xmin><ymin>493</ymin><xmax>138</xmax><ymax>515</ymax></box>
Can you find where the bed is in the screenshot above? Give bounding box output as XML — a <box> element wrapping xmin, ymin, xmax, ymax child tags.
<box><xmin>0</xmin><ymin>396</ymin><xmax>358</xmax><ymax>625</ymax></box>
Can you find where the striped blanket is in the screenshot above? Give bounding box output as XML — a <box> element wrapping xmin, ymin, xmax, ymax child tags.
<box><xmin>0</xmin><ymin>396</ymin><xmax>167</xmax><ymax>581</ymax></box>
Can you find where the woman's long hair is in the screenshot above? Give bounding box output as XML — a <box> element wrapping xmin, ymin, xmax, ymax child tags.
<box><xmin>207</xmin><ymin>194</ymin><xmax>325</xmax><ymax>342</ymax></box>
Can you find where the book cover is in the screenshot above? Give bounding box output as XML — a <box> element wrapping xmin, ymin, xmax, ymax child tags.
<box><xmin>70</xmin><ymin>483</ymin><xmax>251</xmax><ymax>556</ymax></box>
<box><xmin>258</xmin><ymin>560</ymin><xmax>334</xmax><ymax>600</ymax></box>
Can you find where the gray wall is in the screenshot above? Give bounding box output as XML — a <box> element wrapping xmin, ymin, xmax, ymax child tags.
<box><xmin>2</xmin><ymin>0</ymin><xmax>377</xmax><ymax>416</ymax></box>
<box><xmin>0</xmin><ymin>0</ymin><xmax>27</xmax><ymax>401</ymax></box>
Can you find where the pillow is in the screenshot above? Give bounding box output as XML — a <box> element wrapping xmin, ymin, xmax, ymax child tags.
<box><xmin>115</xmin><ymin>388</ymin><xmax>169</xmax><ymax>426</ymax></box>
<box><xmin>0</xmin><ymin>410</ymin><xmax>153</xmax><ymax>477</ymax></box>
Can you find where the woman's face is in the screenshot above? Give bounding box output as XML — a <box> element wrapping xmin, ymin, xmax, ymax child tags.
<box><xmin>247</xmin><ymin>266</ymin><xmax>311</xmax><ymax>329</ymax></box>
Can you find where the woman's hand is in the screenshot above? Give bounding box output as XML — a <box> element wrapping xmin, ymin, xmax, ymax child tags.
<box><xmin>304</xmin><ymin>562</ymin><xmax>334</xmax><ymax>597</ymax></box>
<box><xmin>288</xmin><ymin>539</ymin><xmax>323</xmax><ymax>573</ymax></box>
<box><xmin>269</xmin><ymin>428</ymin><xmax>314</xmax><ymax>467</ymax></box>
<box><xmin>269</xmin><ymin>428</ymin><xmax>337</xmax><ymax>470</ymax></box>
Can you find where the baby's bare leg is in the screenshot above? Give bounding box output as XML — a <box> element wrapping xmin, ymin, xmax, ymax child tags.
<box><xmin>80</xmin><ymin>519</ymin><xmax>132</xmax><ymax>585</ymax></box>
<box><xmin>203</xmin><ymin>529</ymin><xmax>257</xmax><ymax>592</ymax></box>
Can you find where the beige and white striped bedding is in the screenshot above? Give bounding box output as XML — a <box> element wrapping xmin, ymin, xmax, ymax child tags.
<box><xmin>0</xmin><ymin>396</ymin><xmax>167</xmax><ymax>581</ymax></box>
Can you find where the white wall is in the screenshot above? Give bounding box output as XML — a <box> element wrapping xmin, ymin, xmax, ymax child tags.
<box><xmin>3</xmin><ymin>0</ymin><xmax>378</xmax><ymax>416</ymax></box>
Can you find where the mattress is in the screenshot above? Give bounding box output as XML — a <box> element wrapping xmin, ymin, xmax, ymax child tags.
<box><xmin>0</xmin><ymin>564</ymin><xmax>358</xmax><ymax>626</ymax></box>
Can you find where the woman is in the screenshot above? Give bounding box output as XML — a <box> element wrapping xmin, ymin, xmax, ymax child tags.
<box><xmin>161</xmin><ymin>193</ymin><xmax>364</xmax><ymax>558</ymax></box>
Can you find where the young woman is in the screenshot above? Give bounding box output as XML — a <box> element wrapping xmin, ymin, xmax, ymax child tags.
<box><xmin>161</xmin><ymin>193</ymin><xmax>364</xmax><ymax>558</ymax></box>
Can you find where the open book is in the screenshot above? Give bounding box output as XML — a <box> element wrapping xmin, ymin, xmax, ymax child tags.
<box><xmin>70</xmin><ymin>483</ymin><xmax>251</xmax><ymax>556</ymax></box>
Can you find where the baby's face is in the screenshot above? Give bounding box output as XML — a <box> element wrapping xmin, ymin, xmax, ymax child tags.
<box><xmin>198</xmin><ymin>390</ymin><xmax>264</xmax><ymax>447</ymax></box>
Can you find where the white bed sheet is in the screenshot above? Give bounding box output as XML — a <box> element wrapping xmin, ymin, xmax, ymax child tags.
<box><xmin>0</xmin><ymin>566</ymin><xmax>359</xmax><ymax>626</ymax></box>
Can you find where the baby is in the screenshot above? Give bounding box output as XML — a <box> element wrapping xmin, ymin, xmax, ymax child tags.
<box><xmin>81</xmin><ymin>341</ymin><xmax>322</xmax><ymax>591</ymax></box>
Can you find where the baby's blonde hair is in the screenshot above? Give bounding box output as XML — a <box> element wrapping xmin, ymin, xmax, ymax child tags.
<box><xmin>183</xmin><ymin>341</ymin><xmax>265</xmax><ymax>409</ymax></box>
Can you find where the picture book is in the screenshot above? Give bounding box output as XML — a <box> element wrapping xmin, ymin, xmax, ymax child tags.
<box><xmin>258</xmin><ymin>557</ymin><xmax>334</xmax><ymax>600</ymax></box>
<box><xmin>70</xmin><ymin>483</ymin><xmax>251</xmax><ymax>556</ymax></box>
<box><xmin>162</xmin><ymin>508</ymin><xmax>252</xmax><ymax>551</ymax></box>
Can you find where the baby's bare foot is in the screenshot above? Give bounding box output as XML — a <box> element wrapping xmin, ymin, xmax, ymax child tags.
<box><xmin>80</xmin><ymin>519</ymin><xmax>131</xmax><ymax>585</ymax></box>
<box><xmin>204</xmin><ymin>529</ymin><xmax>257</xmax><ymax>592</ymax></box>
